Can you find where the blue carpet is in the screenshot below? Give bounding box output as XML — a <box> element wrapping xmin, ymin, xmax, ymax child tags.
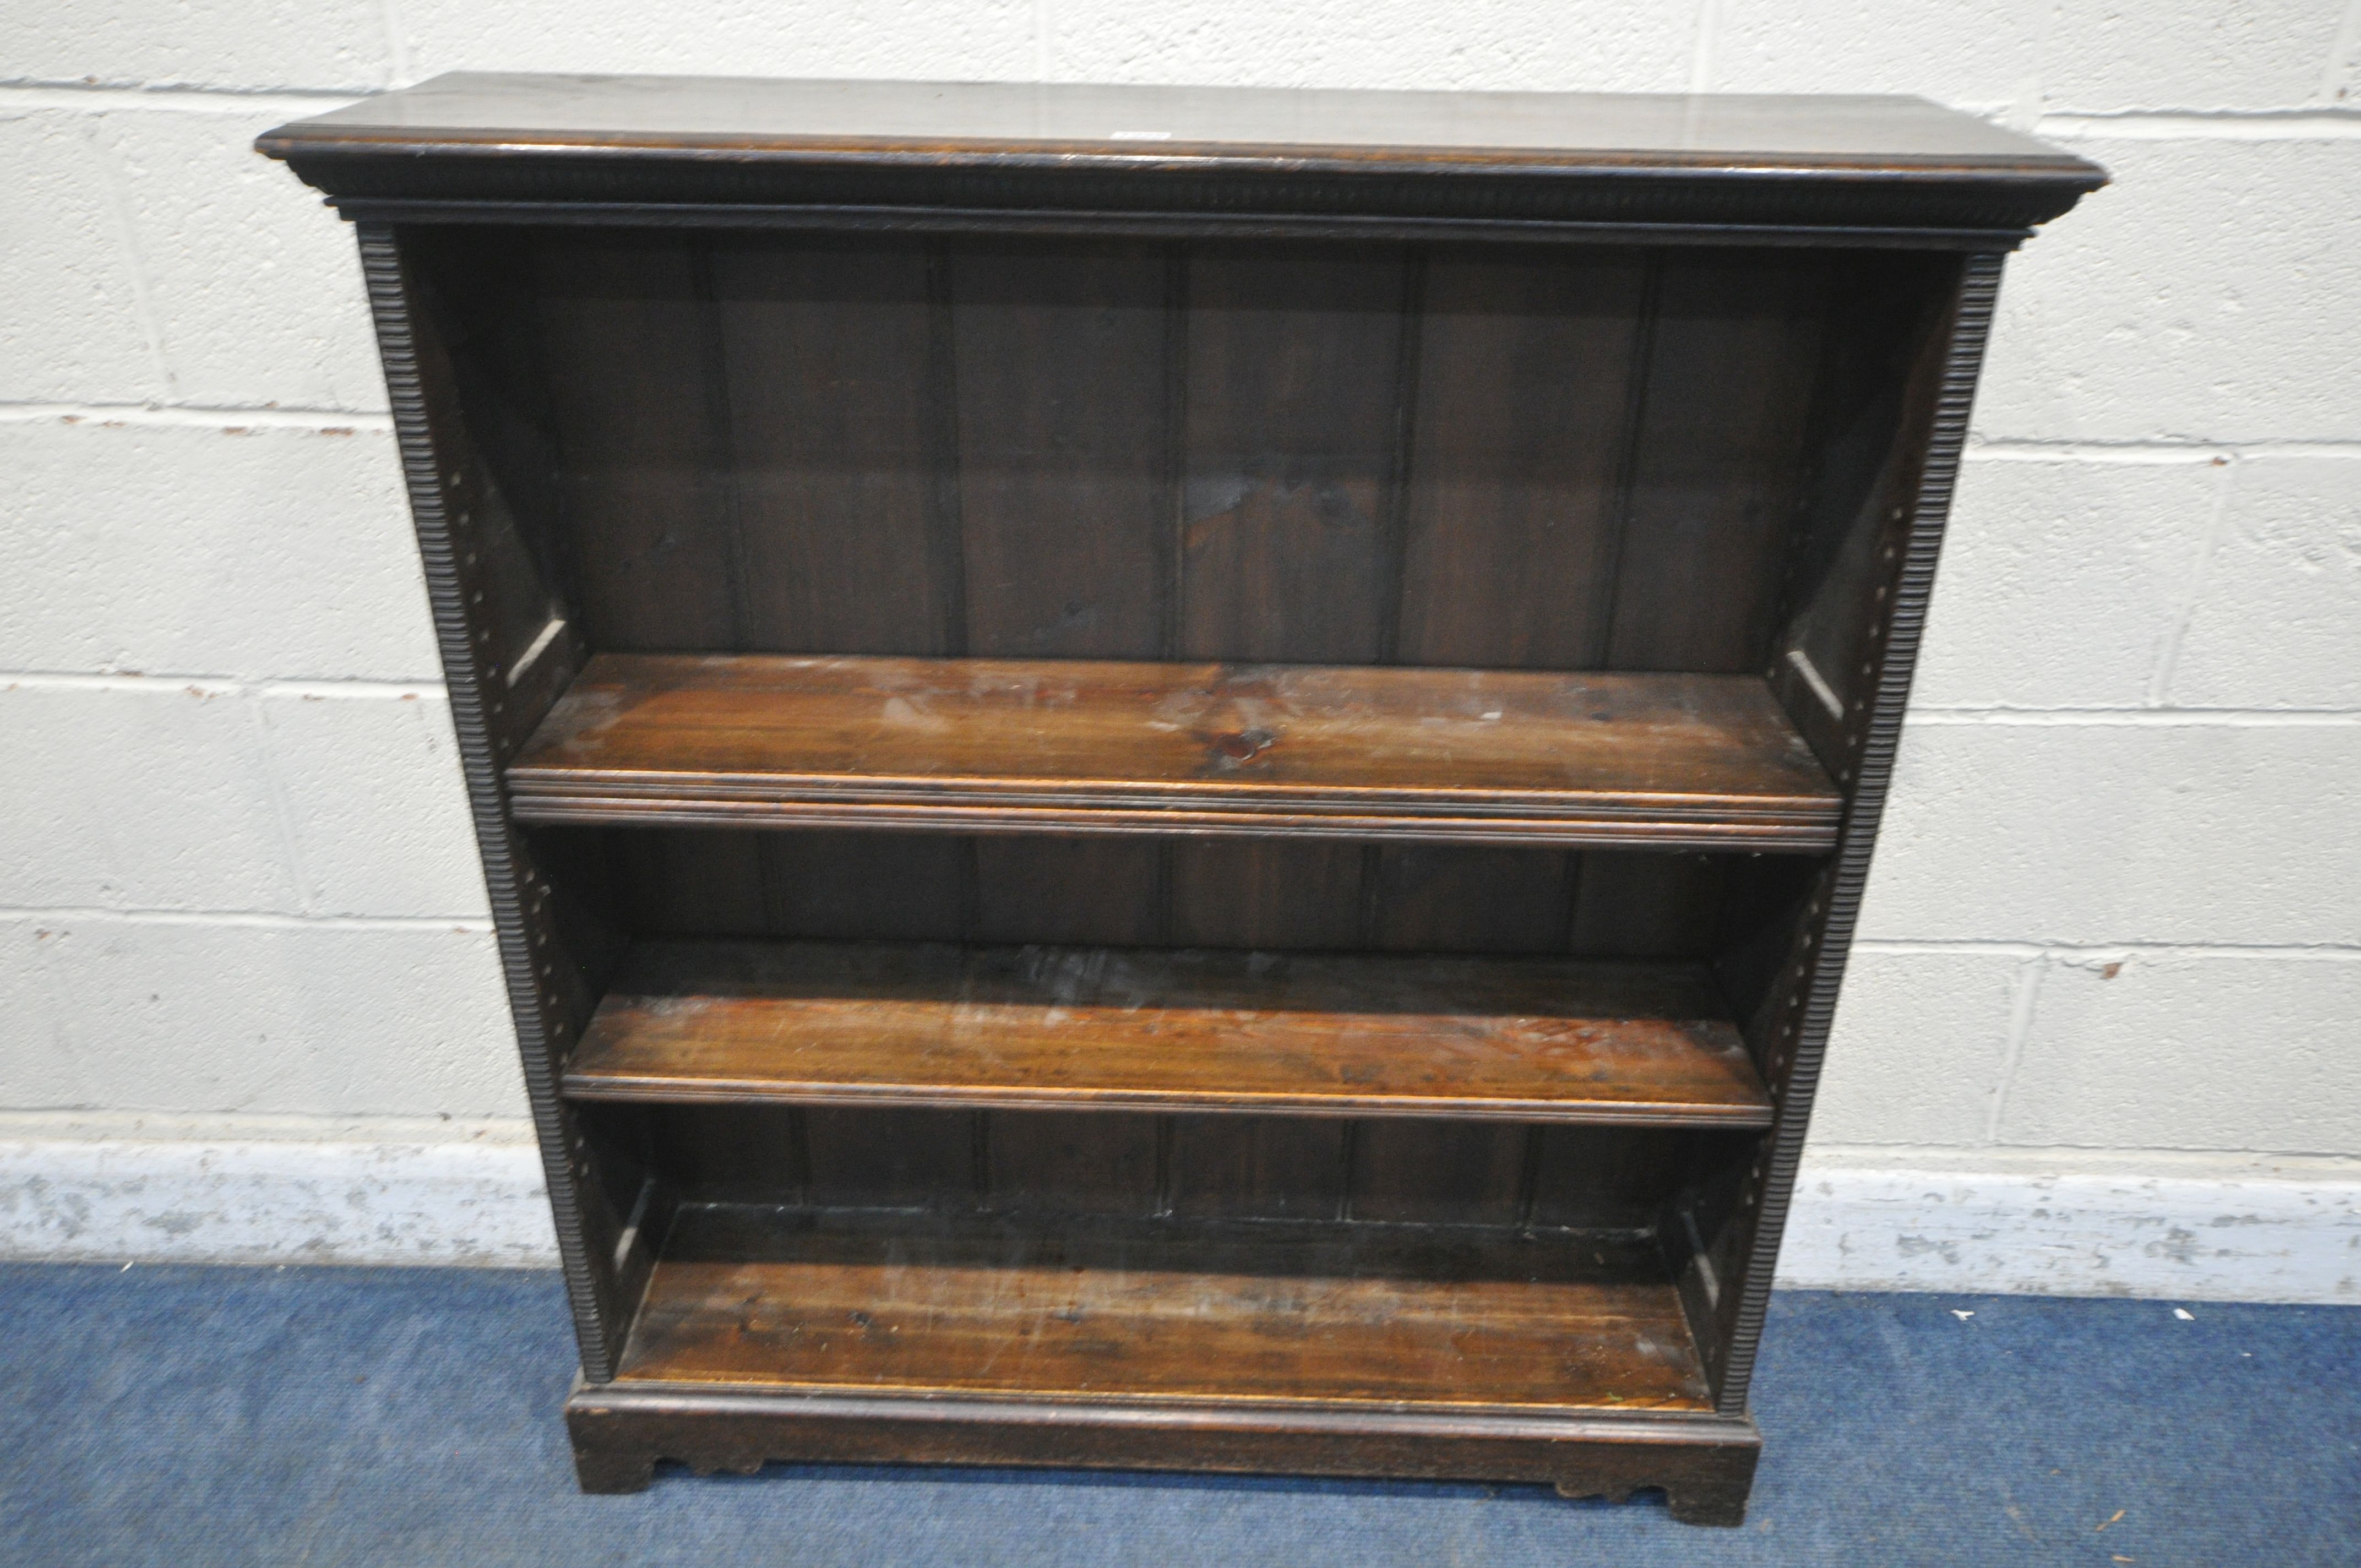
<box><xmin>0</xmin><ymin>1263</ymin><xmax>2352</xmax><ymax>1566</ymax></box>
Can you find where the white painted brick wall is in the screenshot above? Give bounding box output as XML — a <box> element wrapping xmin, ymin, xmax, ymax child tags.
<box><xmin>4</xmin><ymin>680</ymin><xmax>306</xmax><ymax>912</ymax></box>
<box><xmin>1033</xmin><ymin>2</ymin><xmax>1699</xmax><ymax>91</ymax></box>
<box><xmin>1976</xmin><ymin>136</ymin><xmax>2361</xmax><ymax>443</ymax></box>
<box><xmin>0</xmin><ymin>3</ymin><xmax>394</xmax><ymax>93</ymax></box>
<box><xmin>1707</xmin><ymin>0</ymin><xmax>2052</xmax><ymax>105</ymax></box>
<box><xmin>1805</xmin><ymin>948</ymin><xmax>2028</xmax><ymax>1146</ymax></box>
<box><xmin>3</xmin><ymin>419</ymin><xmax>435</xmax><ymax>679</ymax></box>
<box><xmin>2172</xmin><ymin>454</ymin><xmax>2361</xmax><ymax>709</ymax></box>
<box><xmin>251</xmin><ymin>687</ymin><xmax>487</xmax><ymax>918</ymax></box>
<box><xmin>2</xmin><ymin>3</ymin><xmax>2357</xmax><ymax>1287</ymax></box>
<box><xmin>25</xmin><ymin>918</ymin><xmax>518</xmax><ymax>1118</ymax></box>
<box><xmin>1826</xmin><ymin>945</ymin><xmax>2361</xmax><ymax>1159</ymax></box>
<box><xmin>1912</xmin><ymin>453</ymin><xmax>2222</xmax><ymax>710</ymax></box>
<box><xmin>1999</xmin><ymin>951</ymin><xmax>2361</xmax><ymax>1152</ymax></box>
<box><xmin>0</xmin><ymin>111</ymin><xmax>166</xmax><ymax>401</ymax></box>
<box><xmin>89</xmin><ymin>104</ymin><xmax>387</xmax><ymax>411</ymax></box>
<box><xmin>394</xmin><ymin>2</ymin><xmax>1039</xmax><ymax>83</ymax></box>
<box><xmin>1861</xmin><ymin>718</ymin><xmax>2361</xmax><ymax>945</ymax></box>
<box><xmin>0</xmin><ymin>921</ymin><xmax>83</xmax><ymax>1108</ymax></box>
<box><xmin>2038</xmin><ymin>0</ymin><xmax>2353</xmax><ymax>110</ymax></box>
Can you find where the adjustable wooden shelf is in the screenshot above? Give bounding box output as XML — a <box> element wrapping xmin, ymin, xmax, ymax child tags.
<box><xmin>259</xmin><ymin>74</ymin><xmax>2097</xmax><ymax>1527</ymax></box>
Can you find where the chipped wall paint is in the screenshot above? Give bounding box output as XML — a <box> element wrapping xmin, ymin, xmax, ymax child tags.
<box><xmin>0</xmin><ymin>1137</ymin><xmax>554</xmax><ymax>1268</ymax></box>
<box><xmin>1780</xmin><ymin>1155</ymin><xmax>2361</xmax><ymax>1303</ymax></box>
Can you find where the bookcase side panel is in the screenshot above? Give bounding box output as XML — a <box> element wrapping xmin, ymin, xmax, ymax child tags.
<box><xmin>1705</xmin><ymin>253</ymin><xmax>2006</xmax><ymax>1414</ymax></box>
<box><xmin>360</xmin><ymin>224</ymin><xmax>638</xmax><ymax>1379</ymax></box>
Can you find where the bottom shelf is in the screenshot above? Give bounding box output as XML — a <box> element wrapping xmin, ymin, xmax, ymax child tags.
<box><xmin>613</xmin><ymin>1204</ymin><xmax>1713</xmax><ymax>1414</ymax></box>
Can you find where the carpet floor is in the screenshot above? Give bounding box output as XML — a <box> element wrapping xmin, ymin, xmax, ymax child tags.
<box><xmin>0</xmin><ymin>1262</ymin><xmax>2351</xmax><ymax>1566</ymax></box>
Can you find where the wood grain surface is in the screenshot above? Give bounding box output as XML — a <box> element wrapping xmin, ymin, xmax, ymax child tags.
<box><xmin>617</xmin><ymin>1205</ymin><xmax>1713</xmax><ymax>1412</ymax></box>
<box><xmin>564</xmin><ymin>940</ymin><xmax>1770</xmax><ymax>1125</ymax></box>
<box><xmin>507</xmin><ymin>653</ymin><xmax>1840</xmax><ymax>847</ymax></box>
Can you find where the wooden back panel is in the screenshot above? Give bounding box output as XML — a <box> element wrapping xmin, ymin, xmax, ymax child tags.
<box><xmin>429</xmin><ymin>228</ymin><xmax>1890</xmax><ymax>678</ymax></box>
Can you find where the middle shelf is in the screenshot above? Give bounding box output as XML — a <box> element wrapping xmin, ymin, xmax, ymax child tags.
<box><xmin>507</xmin><ymin>653</ymin><xmax>1841</xmax><ymax>850</ymax></box>
<box><xmin>564</xmin><ymin>940</ymin><xmax>1773</xmax><ymax>1128</ymax></box>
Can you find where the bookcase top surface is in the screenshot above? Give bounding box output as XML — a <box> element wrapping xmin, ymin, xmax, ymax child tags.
<box><xmin>257</xmin><ymin>73</ymin><xmax>2102</xmax><ymax>235</ymax></box>
<box><xmin>266</xmin><ymin>72</ymin><xmax>2083</xmax><ymax>168</ymax></box>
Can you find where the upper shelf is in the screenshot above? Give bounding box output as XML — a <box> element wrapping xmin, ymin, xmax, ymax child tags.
<box><xmin>254</xmin><ymin>73</ymin><xmax>2105</xmax><ymax>239</ymax></box>
<box><xmin>505</xmin><ymin>654</ymin><xmax>1842</xmax><ymax>851</ymax></box>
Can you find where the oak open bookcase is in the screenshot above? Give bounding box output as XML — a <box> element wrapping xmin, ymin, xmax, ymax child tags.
<box><xmin>260</xmin><ymin>76</ymin><xmax>2097</xmax><ymax>1526</ymax></box>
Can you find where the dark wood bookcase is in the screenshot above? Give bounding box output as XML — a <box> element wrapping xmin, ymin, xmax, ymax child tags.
<box><xmin>260</xmin><ymin>75</ymin><xmax>2097</xmax><ymax>1526</ymax></box>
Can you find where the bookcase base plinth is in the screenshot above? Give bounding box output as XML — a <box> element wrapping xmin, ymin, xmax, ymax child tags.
<box><xmin>564</xmin><ymin>1382</ymin><xmax>1761</xmax><ymax>1526</ymax></box>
